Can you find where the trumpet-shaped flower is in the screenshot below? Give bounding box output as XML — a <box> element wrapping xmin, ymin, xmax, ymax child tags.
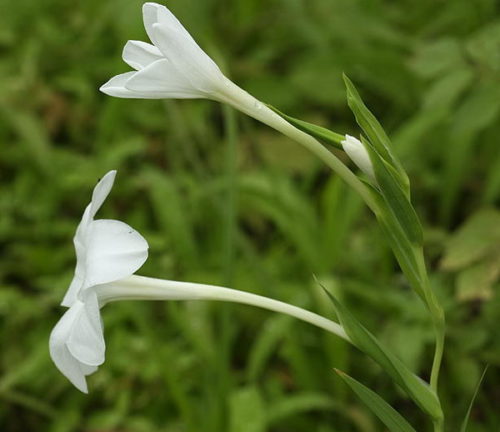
<box><xmin>50</xmin><ymin>171</ymin><xmax>348</xmax><ymax>393</ymax></box>
<box><xmin>100</xmin><ymin>2</ymin><xmax>231</xmax><ymax>100</ymax></box>
<box><xmin>100</xmin><ymin>3</ymin><xmax>378</xmax><ymax>210</ymax></box>
<box><xmin>49</xmin><ymin>171</ymin><xmax>149</xmax><ymax>393</ymax></box>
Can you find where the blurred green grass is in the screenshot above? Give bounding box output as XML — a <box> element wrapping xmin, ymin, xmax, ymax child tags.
<box><xmin>1</xmin><ymin>0</ymin><xmax>499</xmax><ymax>431</ymax></box>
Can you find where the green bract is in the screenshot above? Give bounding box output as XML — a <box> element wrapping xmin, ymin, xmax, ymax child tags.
<box><xmin>343</xmin><ymin>74</ymin><xmax>409</xmax><ymax>194</ymax></box>
<box><xmin>266</xmin><ymin>105</ymin><xmax>344</xmax><ymax>149</ymax></box>
<box><xmin>362</xmin><ymin>135</ymin><xmax>423</xmax><ymax>245</ymax></box>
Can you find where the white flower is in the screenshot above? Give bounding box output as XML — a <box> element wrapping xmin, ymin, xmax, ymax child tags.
<box><xmin>98</xmin><ymin>3</ymin><xmax>378</xmax><ymax>209</ymax></box>
<box><xmin>99</xmin><ymin>2</ymin><xmax>297</xmax><ymax>128</ymax></box>
<box><xmin>48</xmin><ymin>173</ymin><xmax>350</xmax><ymax>394</ymax></box>
<box><xmin>49</xmin><ymin>171</ymin><xmax>148</xmax><ymax>393</ymax></box>
<box><xmin>100</xmin><ymin>2</ymin><xmax>230</xmax><ymax>100</ymax></box>
<box><xmin>341</xmin><ymin>135</ymin><xmax>376</xmax><ymax>183</ymax></box>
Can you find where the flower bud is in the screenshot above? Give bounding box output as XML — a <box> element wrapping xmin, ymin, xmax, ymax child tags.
<box><xmin>341</xmin><ymin>135</ymin><xmax>376</xmax><ymax>183</ymax></box>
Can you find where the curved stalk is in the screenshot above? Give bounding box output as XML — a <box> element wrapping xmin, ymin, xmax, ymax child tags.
<box><xmin>216</xmin><ymin>81</ymin><xmax>378</xmax><ymax>212</ymax></box>
<box><xmin>216</xmin><ymin>79</ymin><xmax>446</xmax><ymax>425</ymax></box>
<box><xmin>97</xmin><ymin>274</ymin><xmax>349</xmax><ymax>342</ymax></box>
<box><xmin>415</xmin><ymin>249</ymin><xmax>445</xmax><ymax>396</ymax></box>
<box><xmin>430</xmin><ymin>322</ymin><xmax>445</xmax><ymax>393</ymax></box>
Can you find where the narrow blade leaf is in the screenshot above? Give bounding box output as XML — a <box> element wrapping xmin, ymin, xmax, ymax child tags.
<box><xmin>343</xmin><ymin>74</ymin><xmax>409</xmax><ymax>193</ymax></box>
<box><xmin>377</xmin><ymin>213</ymin><xmax>426</xmax><ymax>301</ymax></box>
<box><xmin>460</xmin><ymin>365</ymin><xmax>489</xmax><ymax>432</ymax></box>
<box><xmin>267</xmin><ymin>105</ymin><xmax>344</xmax><ymax>149</ymax></box>
<box><xmin>320</xmin><ymin>287</ymin><xmax>442</xmax><ymax>420</ymax></box>
<box><xmin>365</xmin><ymin>137</ymin><xmax>423</xmax><ymax>245</ymax></box>
<box><xmin>335</xmin><ymin>370</ymin><xmax>417</xmax><ymax>432</ymax></box>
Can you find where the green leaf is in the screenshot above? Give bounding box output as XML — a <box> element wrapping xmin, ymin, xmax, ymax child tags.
<box><xmin>335</xmin><ymin>370</ymin><xmax>417</xmax><ymax>432</ymax></box>
<box><xmin>343</xmin><ymin>74</ymin><xmax>409</xmax><ymax>193</ymax></box>
<box><xmin>465</xmin><ymin>21</ymin><xmax>500</xmax><ymax>73</ymax></box>
<box><xmin>266</xmin><ymin>393</ymin><xmax>336</xmax><ymax>425</ymax></box>
<box><xmin>267</xmin><ymin>104</ymin><xmax>344</xmax><ymax>149</ymax></box>
<box><xmin>422</xmin><ymin>68</ymin><xmax>473</xmax><ymax>110</ymax></box>
<box><xmin>365</xmin><ymin>138</ymin><xmax>423</xmax><ymax>245</ymax></box>
<box><xmin>410</xmin><ymin>38</ymin><xmax>464</xmax><ymax>78</ymax></box>
<box><xmin>247</xmin><ymin>314</ymin><xmax>292</xmax><ymax>381</ymax></box>
<box><xmin>230</xmin><ymin>386</ymin><xmax>266</xmax><ymax>432</ymax></box>
<box><xmin>321</xmin><ymin>287</ymin><xmax>442</xmax><ymax>420</ymax></box>
<box><xmin>456</xmin><ymin>255</ymin><xmax>500</xmax><ymax>302</ymax></box>
<box><xmin>441</xmin><ymin>208</ymin><xmax>500</xmax><ymax>271</ymax></box>
<box><xmin>451</xmin><ymin>82</ymin><xmax>500</xmax><ymax>137</ymax></box>
<box><xmin>377</xmin><ymin>214</ymin><xmax>426</xmax><ymax>301</ymax></box>
<box><xmin>460</xmin><ymin>365</ymin><xmax>489</xmax><ymax>432</ymax></box>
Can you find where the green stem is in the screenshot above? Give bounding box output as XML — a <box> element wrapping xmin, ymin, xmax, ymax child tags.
<box><xmin>217</xmin><ymin>81</ymin><xmax>378</xmax><ymax>212</ymax></box>
<box><xmin>217</xmin><ymin>80</ymin><xmax>447</xmax><ymax>424</ymax></box>
<box><xmin>415</xmin><ymin>248</ymin><xmax>445</xmax><ymax>427</ymax></box>
<box><xmin>214</xmin><ymin>104</ymin><xmax>239</xmax><ymax>431</ymax></box>
<box><xmin>433</xmin><ymin>417</ymin><xmax>444</xmax><ymax>432</ymax></box>
<box><xmin>415</xmin><ymin>248</ymin><xmax>445</xmax><ymax>396</ymax></box>
<box><xmin>430</xmin><ymin>316</ymin><xmax>445</xmax><ymax>393</ymax></box>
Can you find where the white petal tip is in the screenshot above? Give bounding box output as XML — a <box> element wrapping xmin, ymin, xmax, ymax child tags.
<box><xmin>143</xmin><ymin>2</ymin><xmax>161</xmax><ymax>13</ymax></box>
<box><xmin>341</xmin><ymin>135</ymin><xmax>376</xmax><ymax>182</ymax></box>
<box><xmin>99</xmin><ymin>85</ymin><xmax>124</xmax><ymax>98</ymax></box>
<box><xmin>102</xmin><ymin>170</ymin><xmax>117</xmax><ymax>183</ymax></box>
<box><xmin>99</xmin><ymin>82</ymin><xmax>122</xmax><ymax>97</ymax></box>
<box><xmin>94</xmin><ymin>170</ymin><xmax>116</xmax><ymax>197</ymax></box>
<box><xmin>122</xmin><ymin>40</ymin><xmax>163</xmax><ymax>70</ymax></box>
<box><xmin>74</xmin><ymin>380</ymin><xmax>89</xmax><ymax>394</ymax></box>
<box><xmin>99</xmin><ymin>80</ymin><xmax>118</xmax><ymax>95</ymax></box>
<box><xmin>88</xmin><ymin>170</ymin><xmax>117</xmax><ymax>219</ymax></box>
<box><xmin>100</xmin><ymin>72</ymin><xmax>145</xmax><ymax>98</ymax></box>
<box><xmin>99</xmin><ymin>84</ymin><xmax>111</xmax><ymax>94</ymax></box>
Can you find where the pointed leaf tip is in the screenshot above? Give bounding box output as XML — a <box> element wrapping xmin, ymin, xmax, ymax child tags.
<box><xmin>316</xmin><ymin>282</ymin><xmax>442</xmax><ymax>419</ymax></box>
<box><xmin>337</xmin><ymin>371</ymin><xmax>417</xmax><ymax>432</ymax></box>
<box><xmin>460</xmin><ymin>365</ymin><xmax>489</xmax><ymax>432</ymax></box>
<box><xmin>342</xmin><ymin>75</ymin><xmax>409</xmax><ymax>193</ymax></box>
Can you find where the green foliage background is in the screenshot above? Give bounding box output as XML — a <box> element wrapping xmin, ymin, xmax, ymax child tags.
<box><xmin>1</xmin><ymin>0</ymin><xmax>499</xmax><ymax>430</ymax></box>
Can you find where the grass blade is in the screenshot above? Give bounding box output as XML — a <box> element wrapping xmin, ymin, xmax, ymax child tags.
<box><xmin>335</xmin><ymin>369</ymin><xmax>417</xmax><ymax>432</ymax></box>
<box><xmin>318</xmin><ymin>284</ymin><xmax>442</xmax><ymax>420</ymax></box>
<box><xmin>460</xmin><ymin>365</ymin><xmax>489</xmax><ymax>432</ymax></box>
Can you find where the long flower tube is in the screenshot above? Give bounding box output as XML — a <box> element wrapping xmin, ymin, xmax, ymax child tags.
<box><xmin>96</xmin><ymin>274</ymin><xmax>349</xmax><ymax>341</ymax></box>
<box><xmin>214</xmin><ymin>82</ymin><xmax>378</xmax><ymax>210</ymax></box>
<box><xmin>50</xmin><ymin>169</ymin><xmax>349</xmax><ymax>393</ymax></box>
<box><xmin>101</xmin><ymin>2</ymin><xmax>377</xmax><ymax>210</ymax></box>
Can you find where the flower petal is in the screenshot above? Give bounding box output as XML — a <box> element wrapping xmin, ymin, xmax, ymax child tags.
<box><xmin>125</xmin><ymin>58</ymin><xmax>203</xmax><ymax>98</ymax></box>
<box><xmin>83</xmin><ymin>219</ymin><xmax>149</xmax><ymax>288</ymax></box>
<box><xmin>142</xmin><ymin>2</ymin><xmax>162</xmax><ymax>43</ymax></box>
<box><xmin>49</xmin><ymin>302</ymin><xmax>93</xmax><ymax>393</ymax></box>
<box><xmin>151</xmin><ymin>23</ymin><xmax>224</xmax><ymax>95</ymax></box>
<box><xmin>66</xmin><ymin>291</ymin><xmax>105</xmax><ymax>366</ymax></box>
<box><xmin>100</xmin><ymin>72</ymin><xmax>155</xmax><ymax>98</ymax></box>
<box><xmin>61</xmin><ymin>209</ymin><xmax>90</xmax><ymax>307</ymax></box>
<box><xmin>61</xmin><ymin>261</ymin><xmax>84</xmax><ymax>307</ymax></box>
<box><xmin>80</xmin><ymin>363</ymin><xmax>98</xmax><ymax>375</ymax></box>
<box><xmin>154</xmin><ymin>3</ymin><xmax>193</xmax><ymax>41</ymax></box>
<box><xmin>61</xmin><ymin>172</ymin><xmax>116</xmax><ymax>307</ymax></box>
<box><xmin>89</xmin><ymin>170</ymin><xmax>116</xmax><ymax>219</ymax></box>
<box><xmin>122</xmin><ymin>40</ymin><xmax>163</xmax><ymax>70</ymax></box>
<box><xmin>143</xmin><ymin>3</ymin><xmax>202</xmax><ymax>55</ymax></box>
